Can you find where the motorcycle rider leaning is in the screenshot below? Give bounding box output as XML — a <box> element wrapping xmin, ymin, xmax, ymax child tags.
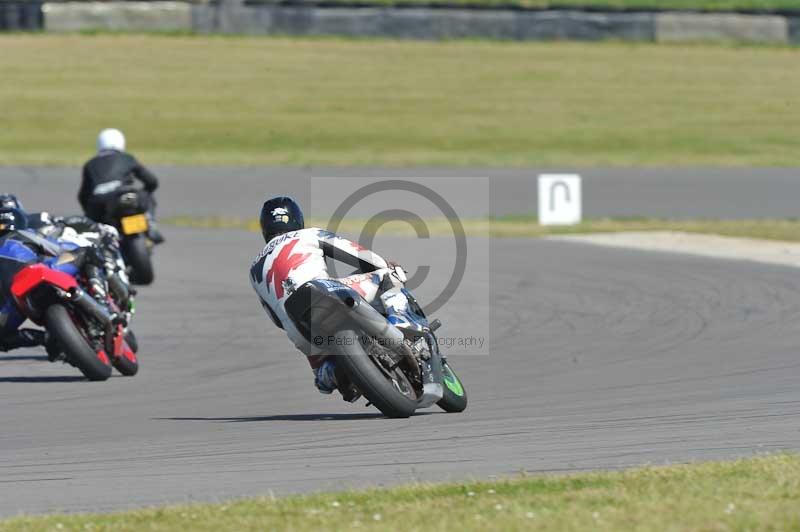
<box><xmin>1</xmin><ymin>194</ymin><xmax>116</xmax><ymax>243</ymax></box>
<box><xmin>0</xmin><ymin>205</ymin><xmax>130</xmax><ymax>356</ymax></box>
<box><xmin>249</xmin><ymin>196</ymin><xmax>409</xmax><ymax>401</ymax></box>
<box><xmin>0</xmin><ymin>194</ymin><xmax>53</xmax><ymax>231</ymax></box>
<box><xmin>78</xmin><ymin>128</ymin><xmax>164</xmax><ymax>244</ymax></box>
<box><xmin>0</xmin><ymin>193</ymin><xmax>129</xmax><ymax>295</ymax></box>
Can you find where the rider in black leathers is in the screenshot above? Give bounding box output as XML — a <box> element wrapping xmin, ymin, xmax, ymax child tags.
<box><xmin>78</xmin><ymin>129</ymin><xmax>164</xmax><ymax>244</ymax></box>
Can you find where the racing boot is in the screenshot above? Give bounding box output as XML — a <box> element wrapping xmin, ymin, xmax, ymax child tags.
<box><xmin>314</xmin><ymin>359</ymin><xmax>337</xmax><ymax>395</ymax></box>
<box><xmin>148</xmin><ymin>224</ymin><xmax>165</xmax><ymax>245</ymax></box>
<box><xmin>333</xmin><ymin>361</ymin><xmax>361</xmax><ymax>403</ymax></box>
<box><xmin>314</xmin><ymin>358</ymin><xmax>361</xmax><ymax>402</ymax></box>
<box><xmin>44</xmin><ymin>332</ymin><xmax>65</xmax><ymax>362</ymax></box>
<box><xmin>0</xmin><ymin>329</ymin><xmax>45</xmax><ymax>352</ymax></box>
<box><xmin>146</xmin><ymin>214</ymin><xmax>165</xmax><ymax>245</ymax></box>
<box><xmin>145</xmin><ymin>196</ymin><xmax>165</xmax><ymax>245</ymax></box>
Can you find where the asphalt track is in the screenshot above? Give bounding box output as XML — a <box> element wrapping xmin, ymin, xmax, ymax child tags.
<box><xmin>0</xmin><ymin>229</ymin><xmax>800</xmax><ymax>516</ymax></box>
<box><xmin>4</xmin><ymin>165</ymin><xmax>800</xmax><ymax>218</ymax></box>
<box><xmin>2</xmin><ymin>226</ymin><xmax>800</xmax><ymax>516</ymax></box>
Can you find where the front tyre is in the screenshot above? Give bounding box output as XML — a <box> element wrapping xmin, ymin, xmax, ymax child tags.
<box><xmin>112</xmin><ymin>342</ymin><xmax>139</xmax><ymax>376</ymax></box>
<box><xmin>336</xmin><ymin>330</ymin><xmax>418</xmax><ymax>419</ymax></box>
<box><xmin>125</xmin><ymin>330</ymin><xmax>139</xmax><ymax>353</ymax></box>
<box><xmin>122</xmin><ymin>236</ymin><xmax>154</xmax><ymax>285</ymax></box>
<box><xmin>44</xmin><ymin>304</ymin><xmax>112</xmax><ymax>381</ymax></box>
<box><xmin>437</xmin><ymin>361</ymin><xmax>467</xmax><ymax>413</ymax></box>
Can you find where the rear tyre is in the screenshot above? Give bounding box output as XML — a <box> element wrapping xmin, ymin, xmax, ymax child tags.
<box><xmin>123</xmin><ymin>236</ymin><xmax>154</xmax><ymax>285</ymax></box>
<box><xmin>44</xmin><ymin>304</ymin><xmax>111</xmax><ymax>381</ymax></box>
<box><xmin>335</xmin><ymin>330</ymin><xmax>417</xmax><ymax>419</ymax></box>
<box><xmin>437</xmin><ymin>361</ymin><xmax>468</xmax><ymax>413</ymax></box>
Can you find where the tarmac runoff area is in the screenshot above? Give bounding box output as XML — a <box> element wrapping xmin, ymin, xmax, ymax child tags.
<box><xmin>549</xmin><ymin>232</ymin><xmax>800</xmax><ymax>270</ymax></box>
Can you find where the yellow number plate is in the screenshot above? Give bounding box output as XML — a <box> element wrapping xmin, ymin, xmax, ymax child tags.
<box><xmin>120</xmin><ymin>214</ymin><xmax>149</xmax><ymax>235</ymax></box>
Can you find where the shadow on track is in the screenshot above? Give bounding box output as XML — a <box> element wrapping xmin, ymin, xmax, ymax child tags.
<box><xmin>0</xmin><ymin>376</ymin><xmax>86</xmax><ymax>383</ymax></box>
<box><xmin>158</xmin><ymin>412</ymin><xmax>425</xmax><ymax>422</ymax></box>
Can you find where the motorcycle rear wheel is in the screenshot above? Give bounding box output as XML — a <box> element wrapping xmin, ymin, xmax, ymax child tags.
<box><xmin>122</xmin><ymin>236</ymin><xmax>154</xmax><ymax>285</ymax></box>
<box><xmin>336</xmin><ymin>329</ymin><xmax>418</xmax><ymax>418</ymax></box>
<box><xmin>44</xmin><ymin>304</ymin><xmax>112</xmax><ymax>381</ymax></box>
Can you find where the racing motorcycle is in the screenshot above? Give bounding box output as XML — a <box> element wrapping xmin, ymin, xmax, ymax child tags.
<box><xmin>1</xmin><ymin>235</ymin><xmax>138</xmax><ymax>380</ymax></box>
<box><xmin>103</xmin><ymin>186</ymin><xmax>155</xmax><ymax>285</ymax></box>
<box><xmin>285</xmin><ymin>273</ymin><xmax>468</xmax><ymax>418</ymax></box>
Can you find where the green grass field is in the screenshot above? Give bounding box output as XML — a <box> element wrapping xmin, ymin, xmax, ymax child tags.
<box><xmin>1</xmin><ymin>35</ymin><xmax>799</xmax><ymax>167</ymax></box>
<box><xmin>2</xmin><ymin>454</ymin><xmax>798</xmax><ymax>531</ymax></box>
<box><xmin>167</xmin><ymin>215</ymin><xmax>800</xmax><ymax>241</ymax></box>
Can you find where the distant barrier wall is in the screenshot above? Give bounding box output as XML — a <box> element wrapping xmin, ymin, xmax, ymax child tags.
<box><xmin>0</xmin><ymin>2</ymin><xmax>42</xmax><ymax>30</ymax></box>
<box><xmin>42</xmin><ymin>1</ymin><xmax>191</xmax><ymax>31</ymax></box>
<box><xmin>4</xmin><ymin>2</ymin><xmax>800</xmax><ymax>44</ymax></box>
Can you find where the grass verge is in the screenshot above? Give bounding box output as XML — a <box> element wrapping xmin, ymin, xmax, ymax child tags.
<box><xmin>165</xmin><ymin>215</ymin><xmax>800</xmax><ymax>241</ymax></box>
<box><xmin>2</xmin><ymin>454</ymin><xmax>799</xmax><ymax>531</ymax></box>
<box><xmin>1</xmin><ymin>35</ymin><xmax>799</xmax><ymax>166</ymax></box>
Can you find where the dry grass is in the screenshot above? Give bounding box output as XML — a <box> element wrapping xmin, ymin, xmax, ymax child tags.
<box><xmin>1</xmin><ymin>35</ymin><xmax>799</xmax><ymax>166</ymax></box>
<box><xmin>3</xmin><ymin>454</ymin><xmax>799</xmax><ymax>531</ymax></box>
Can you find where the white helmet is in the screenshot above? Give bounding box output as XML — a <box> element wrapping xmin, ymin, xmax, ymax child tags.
<box><xmin>97</xmin><ymin>128</ymin><xmax>126</xmax><ymax>152</ymax></box>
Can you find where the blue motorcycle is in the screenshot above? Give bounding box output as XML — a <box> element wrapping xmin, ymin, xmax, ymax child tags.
<box><xmin>0</xmin><ymin>230</ymin><xmax>138</xmax><ymax>380</ymax></box>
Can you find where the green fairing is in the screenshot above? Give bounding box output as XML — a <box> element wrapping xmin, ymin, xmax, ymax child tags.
<box><xmin>443</xmin><ymin>368</ymin><xmax>464</xmax><ymax>396</ymax></box>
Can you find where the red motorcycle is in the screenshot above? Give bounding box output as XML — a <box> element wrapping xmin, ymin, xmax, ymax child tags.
<box><xmin>10</xmin><ymin>262</ymin><xmax>138</xmax><ymax>380</ymax></box>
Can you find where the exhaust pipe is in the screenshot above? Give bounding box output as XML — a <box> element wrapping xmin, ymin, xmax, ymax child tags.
<box><xmin>63</xmin><ymin>287</ymin><xmax>117</xmax><ymax>327</ymax></box>
<box><xmin>348</xmin><ymin>299</ymin><xmax>406</xmax><ymax>347</ymax></box>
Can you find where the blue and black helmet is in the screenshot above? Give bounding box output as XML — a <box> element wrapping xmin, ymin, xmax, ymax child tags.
<box><xmin>0</xmin><ymin>194</ymin><xmax>23</xmax><ymax>211</ymax></box>
<box><xmin>0</xmin><ymin>208</ymin><xmax>28</xmax><ymax>236</ymax></box>
<box><xmin>259</xmin><ymin>196</ymin><xmax>304</xmax><ymax>244</ymax></box>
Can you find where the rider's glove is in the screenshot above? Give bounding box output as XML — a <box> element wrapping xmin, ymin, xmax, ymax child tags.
<box><xmin>98</xmin><ymin>228</ymin><xmax>120</xmax><ymax>252</ymax></box>
<box><xmin>82</xmin><ymin>246</ymin><xmax>107</xmax><ymax>268</ymax></box>
<box><xmin>387</xmin><ymin>261</ymin><xmax>407</xmax><ymax>283</ymax></box>
<box><xmin>98</xmin><ymin>224</ymin><xmax>119</xmax><ymax>240</ymax></box>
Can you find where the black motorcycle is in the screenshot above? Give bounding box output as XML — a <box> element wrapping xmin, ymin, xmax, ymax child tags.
<box><xmin>104</xmin><ymin>187</ymin><xmax>155</xmax><ymax>285</ymax></box>
<box><xmin>285</xmin><ymin>274</ymin><xmax>468</xmax><ymax>418</ymax></box>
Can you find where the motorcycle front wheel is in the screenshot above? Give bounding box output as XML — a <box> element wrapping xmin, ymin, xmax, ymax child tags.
<box><xmin>436</xmin><ymin>361</ymin><xmax>468</xmax><ymax>413</ymax></box>
<box><xmin>125</xmin><ymin>329</ymin><xmax>139</xmax><ymax>353</ymax></box>
<box><xmin>44</xmin><ymin>304</ymin><xmax>112</xmax><ymax>381</ymax></box>
<box><xmin>111</xmin><ymin>342</ymin><xmax>138</xmax><ymax>377</ymax></box>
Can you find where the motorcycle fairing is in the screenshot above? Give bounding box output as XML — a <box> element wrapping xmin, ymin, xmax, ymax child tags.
<box><xmin>0</xmin><ymin>238</ymin><xmax>39</xmax><ymax>264</ymax></box>
<box><xmin>11</xmin><ymin>263</ymin><xmax>78</xmax><ymax>300</ymax></box>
